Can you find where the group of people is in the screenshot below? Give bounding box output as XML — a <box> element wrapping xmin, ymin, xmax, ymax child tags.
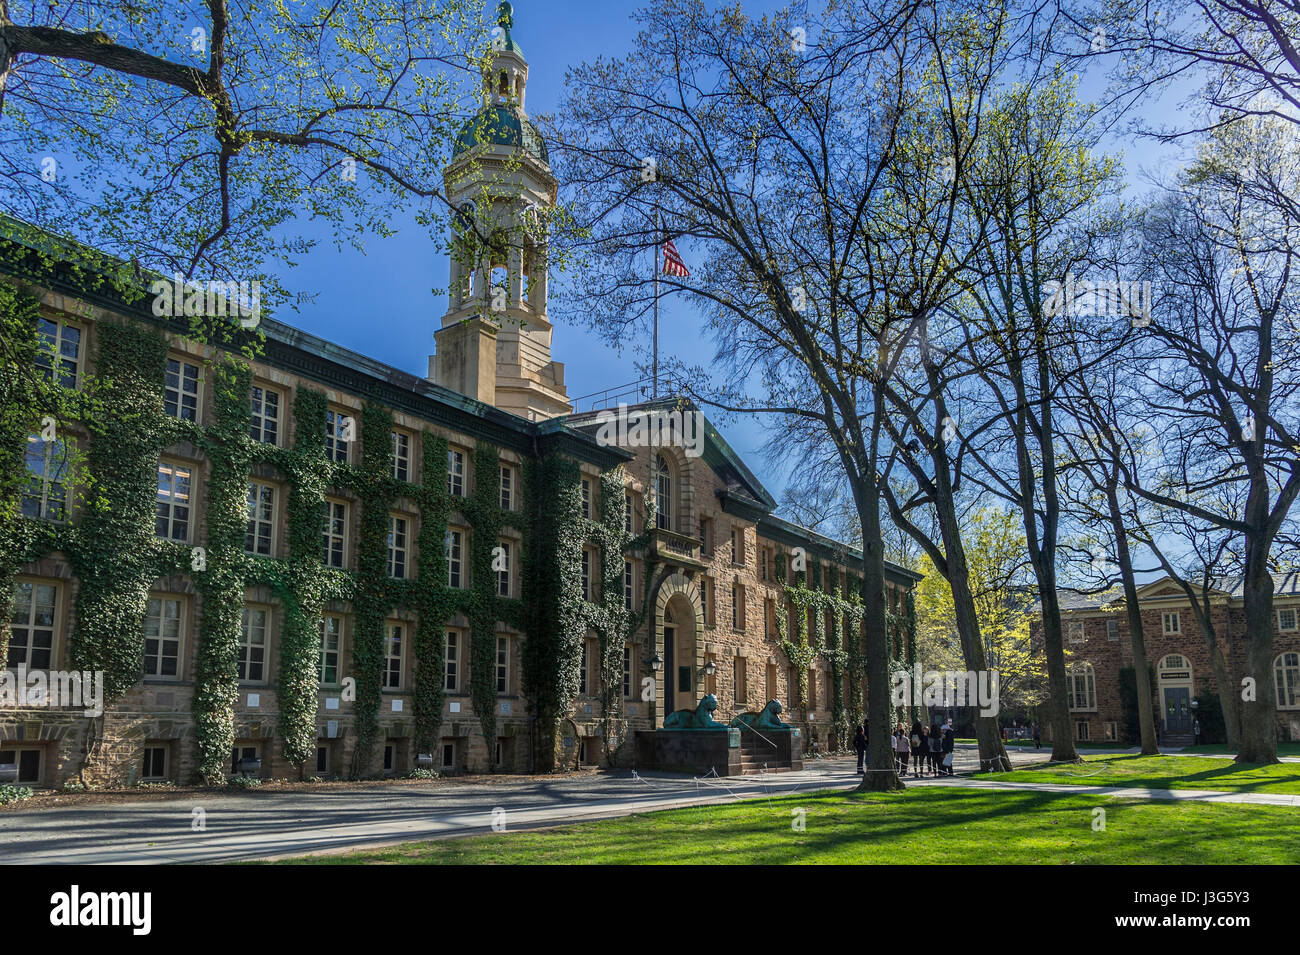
<box><xmin>852</xmin><ymin>720</ymin><xmax>956</xmax><ymax>776</ymax></box>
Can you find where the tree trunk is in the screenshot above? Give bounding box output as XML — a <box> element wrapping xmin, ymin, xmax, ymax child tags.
<box><xmin>1237</xmin><ymin>549</ymin><xmax>1279</xmax><ymax>763</ymax></box>
<box><xmin>1036</xmin><ymin>584</ymin><xmax>1079</xmax><ymax>761</ymax></box>
<box><xmin>1105</xmin><ymin>484</ymin><xmax>1159</xmax><ymax>755</ymax></box>
<box><xmin>856</xmin><ymin>475</ymin><xmax>906</xmax><ymax>792</ymax></box>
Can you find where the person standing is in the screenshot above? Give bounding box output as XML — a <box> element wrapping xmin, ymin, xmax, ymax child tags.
<box><xmin>929</xmin><ymin>724</ymin><xmax>943</xmax><ymax>776</ymax></box>
<box><xmin>909</xmin><ymin>721</ymin><xmax>925</xmax><ymax>779</ymax></box>
<box><xmin>1032</xmin><ymin>722</ymin><xmax>1041</xmax><ymax>750</ymax></box>
<box><xmin>854</xmin><ymin>723</ymin><xmax>866</xmax><ymax>774</ymax></box>
<box><xmin>941</xmin><ymin>726</ymin><xmax>955</xmax><ymax>775</ymax></box>
<box><xmin>893</xmin><ymin>724</ymin><xmax>910</xmax><ymax>776</ymax></box>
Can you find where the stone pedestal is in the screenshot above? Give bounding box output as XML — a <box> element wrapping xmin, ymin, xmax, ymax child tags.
<box><xmin>634</xmin><ymin>728</ymin><xmax>742</xmax><ymax>776</ymax></box>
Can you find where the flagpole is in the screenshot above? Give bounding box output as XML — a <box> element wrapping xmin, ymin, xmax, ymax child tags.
<box><xmin>652</xmin><ymin>209</ymin><xmax>659</xmax><ymax>399</ymax></box>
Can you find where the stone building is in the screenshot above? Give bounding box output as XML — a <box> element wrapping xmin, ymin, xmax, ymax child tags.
<box><xmin>0</xmin><ymin>6</ymin><xmax>918</xmax><ymax>788</ymax></box>
<box><xmin>1041</xmin><ymin>575</ymin><xmax>1300</xmax><ymax>745</ymax></box>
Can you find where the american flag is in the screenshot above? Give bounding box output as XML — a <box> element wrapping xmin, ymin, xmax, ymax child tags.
<box><xmin>662</xmin><ymin>237</ymin><xmax>691</xmax><ymax>277</ymax></box>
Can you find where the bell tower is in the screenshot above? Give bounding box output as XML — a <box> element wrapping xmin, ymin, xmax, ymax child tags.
<box><xmin>429</xmin><ymin>1</ymin><xmax>571</xmax><ymax>421</ymax></box>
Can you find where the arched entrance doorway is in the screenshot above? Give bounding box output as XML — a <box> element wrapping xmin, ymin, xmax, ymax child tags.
<box><xmin>653</xmin><ymin>574</ymin><xmax>705</xmax><ymax>723</ymax></box>
<box><xmin>1158</xmin><ymin>653</ymin><xmax>1195</xmax><ymax>737</ymax></box>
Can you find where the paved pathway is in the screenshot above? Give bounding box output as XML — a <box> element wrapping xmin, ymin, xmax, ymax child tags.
<box><xmin>0</xmin><ymin>745</ymin><xmax>1290</xmax><ymax>864</ymax></box>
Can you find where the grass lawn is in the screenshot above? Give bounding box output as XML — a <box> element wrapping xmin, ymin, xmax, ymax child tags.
<box><xmin>1178</xmin><ymin>742</ymin><xmax>1300</xmax><ymax>758</ymax></box>
<box><xmin>962</xmin><ymin>738</ymin><xmax>1129</xmax><ymax>750</ymax></box>
<box><xmin>265</xmin><ymin>787</ymin><xmax>1300</xmax><ymax>865</ymax></box>
<box><xmin>980</xmin><ymin>754</ymin><xmax>1300</xmax><ymax>794</ymax></box>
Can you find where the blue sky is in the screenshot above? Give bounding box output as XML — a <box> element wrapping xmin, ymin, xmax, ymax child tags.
<box><xmin>268</xmin><ymin>0</ymin><xmax>1187</xmax><ymax>519</ymax></box>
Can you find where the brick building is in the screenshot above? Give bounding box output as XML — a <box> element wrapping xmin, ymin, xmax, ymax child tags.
<box><xmin>1043</xmin><ymin>575</ymin><xmax>1300</xmax><ymax>745</ymax></box>
<box><xmin>0</xmin><ymin>7</ymin><xmax>918</xmax><ymax>788</ymax></box>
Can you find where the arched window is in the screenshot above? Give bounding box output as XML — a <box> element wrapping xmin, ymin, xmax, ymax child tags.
<box><xmin>1275</xmin><ymin>653</ymin><xmax>1300</xmax><ymax>709</ymax></box>
<box><xmin>1159</xmin><ymin>654</ymin><xmax>1189</xmax><ymax>672</ymax></box>
<box><xmin>654</xmin><ymin>453</ymin><xmax>671</xmax><ymax>531</ymax></box>
<box><xmin>1067</xmin><ymin>662</ymin><xmax>1096</xmax><ymax>711</ymax></box>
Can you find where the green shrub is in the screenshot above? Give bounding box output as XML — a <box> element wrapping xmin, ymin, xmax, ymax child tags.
<box><xmin>0</xmin><ymin>784</ymin><xmax>34</xmax><ymax>805</ymax></box>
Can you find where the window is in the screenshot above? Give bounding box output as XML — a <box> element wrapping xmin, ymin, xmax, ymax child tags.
<box><xmin>1107</xmin><ymin>618</ymin><xmax>1119</xmax><ymax>641</ymax></box>
<box><xmin>807</xmin><ymin>666</ymin><xmax>817</xmax><ymax>710</ymax></box>
<box><xmin>764</xmin><ymin>598</ymin><xmax>775</xmax><ymax>640</ymax></box>
<box><xmin>1068</xmin><ymin>621</ymin><xmax>1085</xmax><ymax>644</ymax></box>
<box><xmin>1067</xmin><ymin>662</ymin><xmax>1096</xmax><ymax>711</ymax></box>
<box><xmin>1275</xmin><ymin>653</ymin><xmax>1300</xmax><ymax>709</ymax></box>
<box><xmin>35</xmin><ymin>317</ymin><xmax>82</xmax><ymax>388</ymax></box>
<box><xmin>245</xmin><ymin>481</ymin><xmax>275</xmax><ymax>555</ymax></box>
<box><xmin>142</xmin><ymin>746</ymin><xmax>168</xmax><ymax>781</ymax></box>
<box><xmin>624</xmin><ymin>492</ymin><xmax>634</xmax><ymax>533</ymax></box>
<box><xmin>155</xmin><ymin>461</ymin><xmax>192</xmax><ymax>541</ymax></box>
<box><xmin>383</xmin><ymin>622</ymin><xmax>403</xmax><ymax>689</ymax></box>
<box><xmin>700</xmin><ymin>577</ymin><xmax>712</xmax><ymax>627</ymax></box>
<box><xmin>316</xmin><ymin>746</ymin><xmax>330</xmax><ymax>775</ymax></box>
<box><xmin>231</xmin><ymin>745</ymin><xmax>259</xmax><ymax>775</ymax></box>
<box><xmin>250</xmin><ymin>386</ymin><xmax>280</xmax><ymax>445</ymax></box>
<box><xmin>391</xmin><ymin>430</ymin><xmax>411</xmax><ymax>482</ymax></box>
<box><xmin>446</xmin><ymin>530</ymin><xmax>464</xmax><ymax>588</ymax></box>
<box><xmin>760</xmin><ymin>547</ymin><xmax>769</xmax><ymax>581</ymax></box>
<box><xmin>1278</xmin><ymin>608</ymin><xmax>1298</xmax><ymax>632</ymax></box>
<box><xmin>731</xmin><ymin>526</ymin><xmax>743</xmax><ymax>565</ymax></box>
<box><xmin>165</xmin><ymin>357</ymin><xmax>201</xmax><ymax>421</ymax></box>
<box><xmin>732</xmin><ymin>582</ymin><xmax>745</xmax><ymax>629</ymax></box>
<box><xmin>735</xmin><ymin>656</ymin><xmax>748</xmax><ymax>705</ymax></box>
<box><xmin>447</xmin><ymin>448</ymin><xmax>465</xmax><ymax>497</ymax></box>
<box><xmin>0</xmin><ymin>748</ymin><xmax>42</xmax><ymax>785</ymax></box>
<box><xmin>581</xmin><ymin>478</ymin><xmax>592</xmax><ymax>519</ymax></box>
<box><xmin>383</xmin><ymin>744</ymin><xmax>395</xmax><ymax>773</ymax></box>
<box><xmin>239</xmin><ymin>607</ymin><xmax>268</xmax><ymax>682</ymax></box>
<box><xmin>499</xmin><ymin>465</ymin><xmax>514</xmax><ymax>510</ymax></box>
<box><xmin>1104</xmin><ymin>721</ymin><xmax>1118</xmax><ymax>741</ymax></box>
<box><xmin>322</xmin><ymin>499</ymin><xmax>348</xmax><ymax>568</ymax></box>
<box><xmin>698</xmin><ymin>517</ymin><xmax>710</xmax><ymax>554</ymax></box>
<box><xmin>1163</xmin><ymin>612</ymin><xmax>1181</xmax><ymax>635</ymax></box>
<box><xmin>495</xmin><ymin>540</ymin><xmax>511</xmax><ymax>597</ymax></box>
<box><xmin>1076</xmin><ymin>720</ymin><xmax>1091</xmax><ymax>742</ymax></box>
<box><xmin>8</xmin><ymin>581</ymin><xmax>56</xmax><ymax>670</ymax></box>
<box><xmin>23</xmin><ymin>435</ymin><xmax>68</xmax><ymax>521</ymax></box>
<box><xmin>496</xmin><ymin>636</ymin><xmax>510</xmax><ymax>694</ymax></box>
<box><xmin>654</xmin><ymin>454</ymin><xmax>671</xmax><ymax>530</ymax></box>
<box><xmin>325</xmin><ymin>409</ymin><xmax>352</xmax><ymax>463</ymax></box>
<box><xmin>318</xmin><ymin>615</ymin><xmax>341</xmax><ymax>684</ymax></box>
<box><xmin>623</xmin><ymin>645</ymin><xmax>633</xmax><ymax>698</ymax></box>
<box><xmin>444</xmin><ymin>631</ymin><xmax>459</xmax><ymax>691</ymax></box>
<box><xmin>624</xmin><ymin>560</ymin><xmax>634</xmax><ymax>611</ymax></box>
<box><xmin>442</xmin><ymin>743</ymin><xmax>455</xmax><ymax>769</ymax></box>
<box><xmin>581</xmin><ymin>550</ymin><xmax>591</xmax><ymax>601</ymax></box>
<box><xmin>143</xmin><ymin>597</ymin><xmax>182</xmax><ymax>679</ymax></box>
<box><xmin>388</xmin><ymin>515</ymin><xmax>409</xmax><ymax>579</ymax></box>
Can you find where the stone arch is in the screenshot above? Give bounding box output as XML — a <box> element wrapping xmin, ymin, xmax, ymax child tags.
<box><xmin>651</xmin><ymin>572</ymin><xmax>705</xmax><ymax>725</ymax></box>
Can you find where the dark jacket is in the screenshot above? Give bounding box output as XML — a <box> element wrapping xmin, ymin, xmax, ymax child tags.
<box><xmin>853</xmin><ymin>728</ymin><xmax>866</xmax><ymax>752</ymax></box>
<box><xmin>941</xmin><ymin>729</ymin><xmax>955</xmax><ymax>754</ymax></box>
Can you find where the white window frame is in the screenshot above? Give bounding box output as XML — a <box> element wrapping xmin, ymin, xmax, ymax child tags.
<box><xmin>324</xmin><ymin>408</ymin><xmax>352</xmax><ymax>464</ymax></box>
<box><xmin>245</xmin><ymin>481</ymin><xmax>276</xmax><ymax>556</ymax></box>
<box><xmin>447</xmin><ymin>447</ymin><xmax>466</xmax><ymax>497</ymax></box>
<box><xmin>141</xmin><ymin>745</ymin><xmax>169</xmax><ymax>782</ymax></box>
<box><xmin>0</xmin><ymin>747</ymin><xmax>43</xmax><ymax>785</ymax></box>
<box><xmin>1068</xmin><ymin>620</ymin><xmax>1085</xmax><ymax>645</ymax></box>
<box><xmin>318</xmin><ymin>614</ymin><xmax>342</xmax><ymax>685</ymax></box>
<box><xmin>143</xmin><ymin>596</ymin><xmax>183</xmax><ymax>680</ymax></box>
<box><xmin>322</xmin><ymin>498</ymin><xmax>348</xmax><ymax>568</ymax></box>
<box><xmin>164</xmin><ymin>356</ymin><xmax>202</xmax><ymax>422</ymax></box>
<box><xmin>1275</xmin><ymin>652</ymin><xmax>1300</xmax><ymax>709</ymax></box>
<box><xmin>383</xmin><ymin>621</ymin><xmax>404</xmax><ymax>690</ymax></box>
<box><xmin>239</xmin><ymin>605</ymin><xmax>269</xmax><ymax>683</ymax></box>
<box><xmin>35</xmin><ymin>316</ymin><xmax>83</xmax><ymax>389</ymax></box>
<box><xmin>1278</xmin><ymin>607</ymin><xmax>1298</xmax><ymax>632</ymax></box>
<box><xmin>8</xmin><ymin>579</ymin><xmax>58</xmax><ymax>670</ymax></box>
<box><xmin>388</xmin><ymin>514</ymin><xmax>409</xmax><ymax>579</ymax></box>
<box><xmin>1067</xmin><ymin>662</ymin><xmax>1097</xmax><ymax>711</ymax></box>
<box><xmin>1163</xmin><ymin>611</ymin><xmax>1181</xmax><ymax>635</ymax></box>
<box><xmin>581</xmin><ymin>478</ymin><xmax>592</xmax><ymax>519</ymax></box>
<box><xmin>495</xmin><ymin>636</ymin><xmax>510</xmax><ymax>694</ymax></box>
<box><xmin>391</xmin><ymin>430</ymin><xmax>411</xmax><ymax>482</ymax></box>
<box><xmin>581</xmin><ymin>549</ymin><xmax>591</xmax><ymax>601</ymax></box>
<box><xmin>23</xmin><ymin>435</ymin><xmax>69</xmax><ymax>521</ymax></box>
<box><xmin>155</xmin><ymin>460</ymin><xmax>193</xmax><ymax>542</ymax></box>
<box><xmin>496</xmin><ymin>540</ymin><xmax>511</xmax><ymax>597</ymax></box>
<box><xmin>444</xmin><ymin>630</ymin><xmax>459</xmax><ymax>692</ymax></box>
<box><xmin>250</xmin><ymin>384</ymin><xmax>281</xmax><ymax>445</ymax></box>
<box><xmin>446</xmin><ymin>529</ymin><xmax>464</xmax><ymax>588</ymax></box>
<box><xmin>624</xmin><ymin>560</ymin><xmax>634</xmax><ymax>611</ymax></box>
<box><xmin>499</xmin><ymin>464</ymin><xmax>514</xmax><ymax>510</ymax></box>
<box><xmin>1106</xmin><ymin>618</ymin><xmax>1119</xmax><ymax>641</ymax></box>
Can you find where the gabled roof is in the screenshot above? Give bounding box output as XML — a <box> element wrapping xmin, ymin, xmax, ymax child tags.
<box><xmin>1055</xmin><ymin>572</ymin><xmax>1300</xmax><ymax>613</ymax></box>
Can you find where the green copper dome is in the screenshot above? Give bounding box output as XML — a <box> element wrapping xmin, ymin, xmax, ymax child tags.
<box><xmin>453</xmin><ymin>105</ymin><xmax>548</xmax><ymax>162</ymax></box>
